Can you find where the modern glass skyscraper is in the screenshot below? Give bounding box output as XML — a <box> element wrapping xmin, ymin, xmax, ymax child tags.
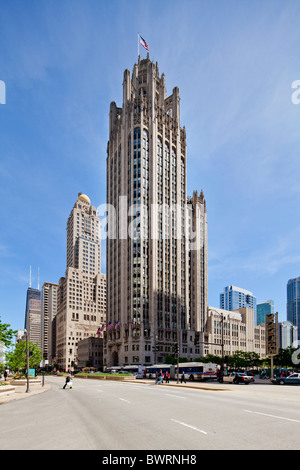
<box><xmin>287</xmin><ymin>277</ymin><xmax>300</xmax><ymax>341</ymax></box>
<box><xmin>220</xmin><ymin>285</ymin><xmax>257</xmax><ymax>321</ymax></box>
<box><xmin>257</xmin><ymin>300</ymin><xmax>274</xmax><ymax>325</ymax></box>
<box><xmin>105</xmin><ymin>55</ymin><xmax>208</xmax><ymax>367</ymax></box>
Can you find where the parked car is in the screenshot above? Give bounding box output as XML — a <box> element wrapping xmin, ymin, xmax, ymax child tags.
<box><xmin>272</xmin><ymin>373</ymin><xmax>300</xmax><ymax>385</ymax></box>
<box><xmin>220</xmin><ymin>372</ymin><xmax>251</xmax><ymax>384</ymax></box>
<box><xmin>243</xmin><ymin>372</ymin><xmax>255</xmax><ymax>383</ymax></box>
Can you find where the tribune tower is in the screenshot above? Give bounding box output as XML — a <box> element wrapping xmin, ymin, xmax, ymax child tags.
<box><xmin>105</xmin><ymin>55</ymin><xmax>207</xmax><ymax>367</ymax></box>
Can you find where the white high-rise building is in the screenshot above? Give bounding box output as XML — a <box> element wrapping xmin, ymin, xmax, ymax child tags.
<box><xmin>56</xmin><ymin>193</ymin><xmax>106</xmax><ymax>371</ymax></box>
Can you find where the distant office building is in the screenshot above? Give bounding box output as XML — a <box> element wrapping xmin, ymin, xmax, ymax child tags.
<box><xmin>287</xmin><ymin>277</ymin><xmax>300</xmax><ymax>341</ymax></box>
<box><xmin>220</xmin><ymin>286</ymin><xmax>257</xmax><ymax>322</ymax></box>
<box><xmin>24</xmin><ymin>287</ymin><xmax>42</xmax><ymax>348</ymax></box>
<box><xmin>278</xmin><ymin>321</ymin><xmax>298</xmax><ymax>349</ymax></box>
<box><xmin>206</xmin><ymin>306</ymin><xmax>266</xmax><ymax>358</ymax></box>
<box><xmin>56</xmin><ymin>193</ymin><xmax>106</xmax><ymax>371</ymax></box>
<box><xmin>41</xmin><ymin>282</ymin><xmax>59</xmax><ymax>366</ymax></box>
<box><xmin>257</xmin><ymin>300</ymin><xmax>274</xmax><ymax>325</ymax></box>
<box><xmin>77</xmin><ymin>337</ymin><xmax>103</xmax><ymax>370</ymax></box>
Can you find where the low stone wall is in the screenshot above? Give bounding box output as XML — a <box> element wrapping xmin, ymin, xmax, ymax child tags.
<box><xmin>0</xmin><ymin>385</ymin><xmax>15</xmax><ymax>396</ymax></box>
<box><xmin>75</xmin><ymin>374</ymin><xmax>135</xmax><ymax>381</ymax></box>
<box><xmin>10</xmin><ymin>379</ymin><xmax>42</xmax><ymax>386</ymax></box>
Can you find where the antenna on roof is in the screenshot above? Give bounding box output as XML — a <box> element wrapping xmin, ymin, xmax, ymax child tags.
<box><xmin>38</xmin><ymin>266</ymin><xmax>40</xmax><ymax>290</ymax></box>
<box><xmin>29</xmin><ymin>265</ymin><xmax>31</xmax><ymax>288</ymax></box>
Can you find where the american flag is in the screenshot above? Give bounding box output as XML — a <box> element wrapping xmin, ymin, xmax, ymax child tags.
<box><xmin>140</xmin><ymin>35</ymin><xmax>149</xmax><ymax>51</ymax></box>
<box><xmin>96</xmin><ymin>327</ymin><xmax>101</xmax><ymax>337</ymax></box>
<box><xmin>107</xmin><ymin>321</ymin><xmax>112</xmax><ymax>330</ymax></box>
<box><xmin>115</xmin><ymin>320</ymin><xmax>120</xmax><ymax>329</ymax></box>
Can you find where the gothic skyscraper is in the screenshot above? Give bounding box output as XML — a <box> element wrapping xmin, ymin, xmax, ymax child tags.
<box><xmin>105</xmin><ymin>55</ymin><xmax>207</xmax><ymax>367</ymax></box>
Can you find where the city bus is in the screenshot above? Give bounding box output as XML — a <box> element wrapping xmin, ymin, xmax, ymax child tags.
<box><xmin>122</xmin><ymin>365</ymin><xmax>140</xmax><ymax>375</ymax></box>
<box><xmin>175</xmin><ymin>362</ymin><xmax>217</xmax><ymax>381</ymax></box>
<box><xmin>145</xmin><ymin>364</ymin><xmax>175</xmax><ymax>380</ymax></box>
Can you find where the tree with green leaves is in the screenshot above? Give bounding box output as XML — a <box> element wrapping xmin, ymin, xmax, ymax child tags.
<box><xmin>5</xmin><ymin>341</ymin><xmax>42</xmax><ymax>372</ymax></box>
<box><xmin>0</xmin><ymin>318</ymin><xmax>17</xmax><ymax>348</ymax></box>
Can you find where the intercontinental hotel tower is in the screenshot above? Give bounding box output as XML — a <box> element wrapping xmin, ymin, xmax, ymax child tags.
<box><xmin>105</xmin><ymin>55</ymin><xmax>208</xmax><ymax>367</ymax></box>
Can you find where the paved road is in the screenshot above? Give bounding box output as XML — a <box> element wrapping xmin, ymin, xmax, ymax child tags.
<box><xmin>1</xmin><ymin>376</ymin><xmax>300</xmax><ymax>450</ymax></box>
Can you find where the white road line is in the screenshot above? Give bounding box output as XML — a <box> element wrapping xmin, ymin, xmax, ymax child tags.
<box><xmin>171</xmin><ymin>419</ymin><xmax>208</xmax><ymax>435</ymax></box>
<box><xmin>119</xmin><ymin>398</ymin><xmax>131</xmax><ymax>403</ymax></box>
<box><xmin>244</xmin><ymin>409</ymin><xmax>300</xmax><ymax>424</ymax></box>
<box><xmin>165</xmin><ymin>393</ymin><xmax>186</xmax><ymax>399</ymax></box>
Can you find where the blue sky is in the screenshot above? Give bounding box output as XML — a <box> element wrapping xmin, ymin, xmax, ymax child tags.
<box><xmin>1</xmin><ymin>0</ymin><xmax>300</xmax><ymax>331</ymax></box>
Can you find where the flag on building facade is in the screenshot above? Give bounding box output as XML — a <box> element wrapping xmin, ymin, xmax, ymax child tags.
<box><xmin>107</xmin><ymin>321</ymin><xmax>112</xmax><ymax>330</ymax></box>
<box><xmin>115</xmin><ymin>320</ymin><xmax>120</xmax><ymax>329</ymax></box>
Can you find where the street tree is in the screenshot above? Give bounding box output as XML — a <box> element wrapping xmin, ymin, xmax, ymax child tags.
<box><xmin>0</xmin><ymin>318</ymin><xmax>17</xmax><ymax>347</ymax></box>
<box><xmin>5</xmin><ymin>341</ymin><xmax>42</xmax><ymax>372</ymax></box>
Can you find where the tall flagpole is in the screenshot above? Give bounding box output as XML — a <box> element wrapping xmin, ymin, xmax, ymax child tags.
<box><xmin>138</xmin><ymin>32</ymin><xmax>139</xmax><ymax>58</ymax></box>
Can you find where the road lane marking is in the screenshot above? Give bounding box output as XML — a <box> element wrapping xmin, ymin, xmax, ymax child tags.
<box><xmin>165</xmin><ymin>393</ymin><xmax>186</xmax><ymax>399</ymax></box>
<box><xmin>119</xmin><ymin>398</ymin><xmax>131</xmax><ymax>403</ymax></box>
<box><xmin>244</xmin><ymin>410</ymin><xmax>300</xmax><ymax>424</ymax></box>
<box><xmin>171</xmin><ymin>419</ymin><xmax>207</xmax><ymax>435</ymax></box>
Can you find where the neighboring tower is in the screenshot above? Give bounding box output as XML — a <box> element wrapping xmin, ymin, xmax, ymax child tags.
<box><xmin>187</xmin><ymin>190</ymin><xmax>208</xmax><ymax>333</ymax></box>
<box><xmin>56</xmin><ymin>193</ymin><xmax>106</xmax><ymax>371</ymax></box>
<box><xmin>278</xmin><ymin>320</ymin><xmax>298</xmax><ymax>349</ymax></box>
<box><xmin>105</xmin><ymin>55</ymin><xmax>207</xmax><ymax>367</ymax></box>
<box><xmin>257</xmin><ymin>300</ymin><xmax>274</xmax><ymax>325</ymax></box>
<box><xmin>287</xmin><ymin>276</ymin><xmax>300</xmax><ymax>341</ymax></box>
<box><xmin>24</xmin><ymin>286</ymin><xmax>42</xmax><ymax>348</ymax></box>
<box><xmin>220</xmin><ymin>285</ymin><xmax>257</xmax><ymax>322</ymax></box>
<box><xmin>41</xmin><ymin>282</ymin><xmax>59</xmax><ymax>366</ymax></box>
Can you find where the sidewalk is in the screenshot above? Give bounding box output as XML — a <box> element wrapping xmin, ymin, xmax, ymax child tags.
<box><xmin>0</xmin><ymin>381</ymin><xmax>51</xmax><ymax>405</ymax></box>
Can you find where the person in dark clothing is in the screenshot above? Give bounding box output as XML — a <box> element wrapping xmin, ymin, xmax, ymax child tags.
<box><xmin>63</xmin><ymin>374</ymin><xmax>72</xmax><ymax>389</ymax></box>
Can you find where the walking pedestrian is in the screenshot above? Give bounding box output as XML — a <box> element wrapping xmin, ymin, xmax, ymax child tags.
<box><xmin>63</xmin><ymin>373</ymin><xmax>72</xmax><ymax>389</ymax></box>
<box><xmin>180</xmin><ymin>372</ymin><xmax>186</xmax><ymax>383</ymax></box>
<box><xmin>155</xmin><ymin>370</ymin><xmax>163</xmax><ymax>384</ymax></box>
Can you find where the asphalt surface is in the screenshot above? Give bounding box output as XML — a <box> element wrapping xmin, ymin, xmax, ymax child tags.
<box><xmin>2</xmin><ymin>375</ymin><xmax>296</xmax><ymax>451</ymax></box>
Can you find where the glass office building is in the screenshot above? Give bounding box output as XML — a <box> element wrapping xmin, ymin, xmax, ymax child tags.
<box><xmin>287</xmin><ymin>277</ymin><xmax>300</xmax><ymax>341</ymax></box>
<box><xmin>257</xmin><ymin>300</ymin><xmax>274</xmax><ymax>325</ymax></box>
<box><xmin>220</xmin><ymin>285</ymin><xmax>257</xmax><ymax>322</ymax></box>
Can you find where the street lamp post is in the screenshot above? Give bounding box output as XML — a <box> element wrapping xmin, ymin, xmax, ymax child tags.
<box><xmin>24</xmin><ymin>329</ymin><xmax>30</xmax><ymax>393</ymax></box>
